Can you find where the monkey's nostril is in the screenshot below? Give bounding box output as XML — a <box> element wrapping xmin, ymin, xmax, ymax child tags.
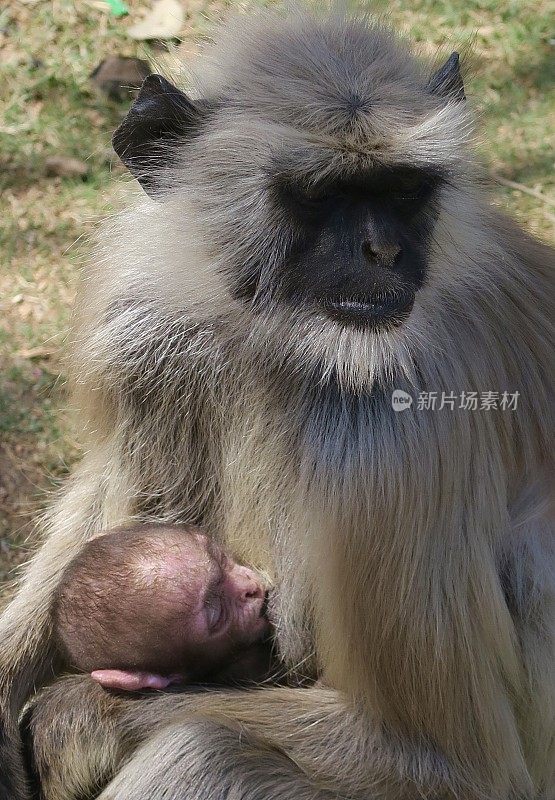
<box><xmin>244</xmin><ymin>582</ymin><xmax>264</xmax><ymax>601</ymax></box>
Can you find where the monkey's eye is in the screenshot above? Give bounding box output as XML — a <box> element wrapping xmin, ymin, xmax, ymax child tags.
<box><xmin>383</xmin><ymin>170</ymin><xmax>437</xmax><ymax>206</ymax></box>
<box><xmin>391</xmin><ymin>179</ymin><xmax>432</xmax><ymax>203</ymax></box>
<box><xmin>205</xmin><ymin>600</ymin><xmax>223</xmax><ymax>631</ymax></box>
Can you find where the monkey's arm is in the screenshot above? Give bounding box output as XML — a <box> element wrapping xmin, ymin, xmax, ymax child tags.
<box><xmin>27</xmin><ymin>676</ymin><xmax>430</xmax><ymax>800</ymax></box>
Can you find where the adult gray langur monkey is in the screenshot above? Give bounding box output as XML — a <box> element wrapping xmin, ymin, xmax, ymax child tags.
<box><xmin>1</xmin><ymin>7</ymin><xmax>554</xmax><ymax>800</ymax></box>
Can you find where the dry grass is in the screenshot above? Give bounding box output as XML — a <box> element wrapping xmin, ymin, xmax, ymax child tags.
<box><xmin>0</xmin><ymin>0</ymin><xmax>553</xmax><ymax>590</ymax></box>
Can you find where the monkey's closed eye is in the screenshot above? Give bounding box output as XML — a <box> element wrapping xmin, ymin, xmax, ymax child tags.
<box><xmin>392</xmin><ymin>181</ymin><xmax>433</xmax><ymax>203</ymax></box>
<box><xmin>205</xmin><ymin>600</ymin><xmax>223</xmax><ymax>631</ymax></box>
<box><xmin>384</xmin><ymin>170</ymin><xmax>439</xmax><ymax>206</ymax></box>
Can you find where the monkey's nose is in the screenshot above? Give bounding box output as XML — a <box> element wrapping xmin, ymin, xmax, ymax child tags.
<box><xmin>362</xmin><ymin>240</ymin><xmax>402</xmax><ymax>268</ymax></box>
<box><xmin>236</xmin><ymin>567</ymin><xmax>265</xmax><ymax>601</ymax></box>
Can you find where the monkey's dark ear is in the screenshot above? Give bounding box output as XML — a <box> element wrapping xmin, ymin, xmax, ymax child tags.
<box><xmin>427</xmin><ymin>52</ymin><xmax>465</xmax><ymax>101</ymax></box>
<box><xmin>112</xmin><ymin>74</ymin><xmax>206</xmax><ymax>196</ymax></box>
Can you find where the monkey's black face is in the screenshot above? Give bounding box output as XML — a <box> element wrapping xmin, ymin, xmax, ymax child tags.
<box><xmin>265</xmin><ymin>166</ymin><xmax>441</xmax><ymax>329</ymax></box>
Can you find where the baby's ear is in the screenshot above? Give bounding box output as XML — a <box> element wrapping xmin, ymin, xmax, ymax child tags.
<box><xmin>90</xmin><ymin>670</ymin><xmax>184</xmax><ymax>691</ymax></box>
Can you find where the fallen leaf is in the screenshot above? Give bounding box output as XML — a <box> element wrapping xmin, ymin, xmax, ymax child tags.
<box><xmin>91</xmin><ymin>56</ymin><xmax>151</xmax><ymax>100</ymax></box>
<box><xmin>128</xmin><ymin>0</ymin><xmax>184</xmax><ymax>40</ymax></box>
<box><xmin>44</xmin><ymin>156</ymin><xmax>88</xmax><ymax>178</ymax></box>
<box><xmin>16</xmin><ymin>347</ymin><xmax>55</xmax><ymax>360</ymax></box>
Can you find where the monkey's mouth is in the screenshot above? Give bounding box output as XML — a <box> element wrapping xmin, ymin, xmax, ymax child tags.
<box><xmin>320</xmin><ymin>289</ymin><xmax>415</xmax><ymax>328</ymax></box>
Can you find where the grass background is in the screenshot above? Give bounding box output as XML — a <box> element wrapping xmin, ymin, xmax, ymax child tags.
<box><xmin>1</xmin><ymin>0</ymin><xmax>553</xmax><ymax>591</ymax></box>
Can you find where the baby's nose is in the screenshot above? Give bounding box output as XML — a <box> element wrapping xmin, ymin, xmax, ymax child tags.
<box><xmin>235</xmin><ymin>566</ymin><xmax>265</xmax><ymax>602</ymax></box>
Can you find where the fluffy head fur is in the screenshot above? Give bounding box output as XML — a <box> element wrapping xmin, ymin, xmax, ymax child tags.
<box><xmin>88</xmin><ymin>9</ymin><xmax>483</xmax><ymax>394</ymax></box>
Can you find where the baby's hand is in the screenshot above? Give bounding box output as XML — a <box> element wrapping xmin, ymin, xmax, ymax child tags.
<box><xmin>91</xmin><ymin>670</ymin><xmax>183</xmax><ymax>691</ymax></box>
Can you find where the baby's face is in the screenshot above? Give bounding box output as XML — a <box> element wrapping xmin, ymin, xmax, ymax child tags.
<box><xmin>155</xmin><ymin>533</ymin><xmax>271</xmax><ymax>670</ymax></box>
<box><xmin>89</xmin><ymin>531</ymin><xmax>273</xmax><ymax>691</ymax></box>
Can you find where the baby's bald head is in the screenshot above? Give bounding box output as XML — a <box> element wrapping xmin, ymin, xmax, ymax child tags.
<box><xmin>53</xmin><ymin>524</ymin><xmax>271</xmax><ymax>685</ymax></box>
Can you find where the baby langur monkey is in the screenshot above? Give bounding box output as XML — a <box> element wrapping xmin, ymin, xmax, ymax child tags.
<box><xmin>53</xmin><ymin>524</ymin><xmax>276</xmax><ymax>692</ymax></box>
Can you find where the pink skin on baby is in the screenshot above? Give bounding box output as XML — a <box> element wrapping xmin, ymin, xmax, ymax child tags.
<box><xmin>91</xmin><ymin>533</ymin><xmax>270</xmax><ymax>691</ymax></box>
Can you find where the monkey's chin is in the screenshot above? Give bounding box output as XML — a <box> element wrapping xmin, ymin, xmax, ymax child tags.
<box><xmin>320</xmin><ymin>291</ymin><xmax>415</xmax><ymax>329</ymax></box>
